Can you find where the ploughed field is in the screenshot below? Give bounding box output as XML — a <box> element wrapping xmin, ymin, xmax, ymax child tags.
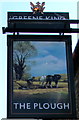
<box><xmin>13</xmin><ymin>81</ymin><xmax>68</xmax><ymax>101</ymax></box>
<box><xmin>13</xmin><ymin>74</ymin><xmax>68</xmax><ymax>101</ymax></box>
<box><xmin>14</xmin><ymin>86</ymin><xmax>68</xmax><ymax>97</ymax></box>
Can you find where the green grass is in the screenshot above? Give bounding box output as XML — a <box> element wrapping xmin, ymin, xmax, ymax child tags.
<box><xmin>13</xmin><ymin>81</ymin><xmax>68</xmax><ymax>98</ymax></box>
<box><xmin>13</xmin><ymin>73</ymin><xmax>68</xmax><ymax>90</ymax></box>
<box><xmin>13</xmin><ymin>87</ymin><xmax>68</xmax><ymax>102</ymax></box>
<box><xmin>14</xmin><ymin>80</ymin><xmax>68</xmax><ymax>89</ymax></box>
<box><xmin>13</xmin><ymin>74</ymin><xmax>68</xmax><ymax>102</ymax></box>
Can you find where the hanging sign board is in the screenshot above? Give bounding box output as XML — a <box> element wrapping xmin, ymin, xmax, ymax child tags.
<box><xmin>7</xmin><ymin>35</ymin><xmax>76</xmax><ymax>119</ymax></box>
<box><xmin>8</xmin><ymin>12</ymin><xmax>70</xmax><ymax>29</ymax></box>
<box><xmin>8</xmin><ymin>12</ymin><xmax>69</xmax><ymax>21</ymax></box>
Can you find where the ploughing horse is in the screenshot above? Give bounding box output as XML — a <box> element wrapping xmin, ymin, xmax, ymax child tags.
<box><xmin>40</xmin><ymin>74</ymin><xmax>61</xmax><ymax>88</ymax></box>
<box><xmin>39</xmin><ymin>75</ymin><xmax>46</xmax><ymax>86</ymax></box>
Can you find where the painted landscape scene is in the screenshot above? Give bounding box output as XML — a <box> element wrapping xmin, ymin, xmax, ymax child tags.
<box><xmin>13</xmin><ymin>40</ymin><xmax>69</xmax><ymax>106</ymax></box>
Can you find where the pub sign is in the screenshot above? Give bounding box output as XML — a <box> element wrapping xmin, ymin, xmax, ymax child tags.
<box><xmin>6</xmin><ymin>6</ymin><xmax>76</xmax><ymax>118</ymax></box>
<box><xmin>7</xmin><ymin>35</ymin><xmax>76</xmax><ymax>119</ymax></box>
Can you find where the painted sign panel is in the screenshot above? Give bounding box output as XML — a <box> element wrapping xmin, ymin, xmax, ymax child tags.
<box><xmin>7</xmin><ymin>35</ymin><xmax>76</xmax><ymax>119</ymax></box>
<box><xmin>8</xmin><ymin>12</ymin><xmax>70</xmax><ymax>29</ymax></box>
<box><xmin>8</xmin><ymin>12</ymin><xmax>69</xmax><ymax>21</ymax></box>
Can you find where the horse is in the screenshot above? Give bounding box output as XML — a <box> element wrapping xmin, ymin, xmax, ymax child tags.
<box><xmin>39</xmin><ymin>75</ymin><xmax>46</xmax><ymax>86</ymax></box>
<box><xmin>40</xmin><ymin>74</ymin><xmax>61</xmax><ymax>88</ymax></box>
<box><xmin>52</xmin><ymin>74</ymin><xmax>61</xmax><ymax>88</ymax></box>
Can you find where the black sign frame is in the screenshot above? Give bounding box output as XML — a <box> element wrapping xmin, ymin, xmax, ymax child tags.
<box><xmin>8</xmin><ymin>12</ymin><xmax>69</xmax><ymax>21</ymax></box>
<box><xmin>7</xmin><ymin>12</ymin><xmax>70</xmax><ymax>30</ymax></box>
<box><xmin>7</xmin><ymin>35</ymin><xmax>76</xmax><ymax>119</ymax></box>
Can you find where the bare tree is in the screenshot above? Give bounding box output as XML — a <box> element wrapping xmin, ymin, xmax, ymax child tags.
<box><xmin>13</xmin><ymin>41</ymin><xmax>37</xmax><ymax>80</ymax></box>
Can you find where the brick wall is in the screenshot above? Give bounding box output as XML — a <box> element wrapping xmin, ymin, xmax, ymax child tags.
<box><xmin>75</xmin><ymin>69</ymin><xmax>79</xmax><ymax>119</ymax></box>
<box><xmin>73</xmin><ymin>40</ymin><xmax>79</xmax><ymax>119</ymax></box>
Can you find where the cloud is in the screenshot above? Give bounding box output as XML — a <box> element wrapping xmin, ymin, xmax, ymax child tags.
<box><xmin>27</xmin><ymin>41</ymin><xmax>67</xmax><ymax>76</ymax></box>
<box><xmin>32</xmin><ymin>41</ymin><xmax>66</xmax><ymax>59</ymax></box>
<box><xmin>29</xmin><ymin>55</ymin><xmax>67</xmax><ymax>76</ymax></box>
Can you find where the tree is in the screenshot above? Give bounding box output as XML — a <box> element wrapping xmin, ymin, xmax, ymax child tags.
<box><xmin>13</xmin><ymin>41</ymin><xmax>37</xmax><ymax>80</ymax></box>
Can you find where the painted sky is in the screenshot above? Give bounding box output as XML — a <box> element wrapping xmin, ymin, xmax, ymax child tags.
<box><xmin>28</xmin><ymin>41</ymin><xmax>67</xmax><ymax>76</ymax></box>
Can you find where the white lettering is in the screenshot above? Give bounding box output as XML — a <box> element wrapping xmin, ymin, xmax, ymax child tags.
<box><xmin>57</xmin><ymin>103</ymin><xmax>63</xmax><ymax>109</ymax></box>
<box><xmin>18</xmin><ymin>16</ymin><xmax>23</xmax><ymax>19</ymax></box>
<box><xmin>13</xmin><ymin>16</ymin><xmax>18</xmax><ymax>19</ymax></box>
<box><xmin>9</xmin><ymin>16</ymin><xmax>13</xmax><ymax>20</ymax></box>
<box><xmin>43</xmin><ymin>103</ymin><xmax>50</xmax><ymax>109</ymax></box>
<box><xmin>34</xmin><ymin>103</ymin><xmax>38</xmax><ymax>109</ymax></box>
<box><xmin>46</xmin><ymin>16</ymin><xmax>50</xmax><ymax>20</ymax></box>
<box><xmin>36</xmin><ymin>16</ymin><xmax>39</xmax><ymax>19</ymax></box>
<box><xmin>13</xmin><ymin>103</ymin><xmax>19</xmax><ymax>109</ymax></box>
<box><xmin>28</xmin><ymin>16</ymin><xmax>32</xmax><ymax>19</ymax></box>
<box><xmin>24</xmin><ymin>16</ymin><xmax>28</xmax><ymax>19</ymax></box>
<box><xmin>20</xmin><ymin>103</ymin><xmax>25</xmax><ymax>109</ymax></box>
<box><xmin>64</xmin><ymin>103</ymin><xmax>69</xmax><ymax>109</ymax></box>
<box><xmin>32</xmin><ymin>16</ymin><xmax>37</xmax><ymax>19</ymax></box>
<box><xmin>39</xmin><ymin>16</ymin><xmax>43</xmax><ymax>20</ymax></box>
<box><xmin>53</xmin><ymin>16</ymin><xmax>58</xmax><ymax>20</ymax></box>
<box><xmin>27</xmin><ymin>103</ymin><xmax>31</xmax><ymax>109</ymax></box>
<box><xmin>50</xmin><ymin>103</ymin><xmax>56</xmax><ymax>109</ymax></box>
<box><xmin>13</xmin><ymin>102</ymin><xmax>70</xmax><ymax>110</ymax></box>
<box><xmin>50</xmin><ymin>16</ymin><xmax>54</xmax><ymax>20</ymax></box>
<box><xmin>9</xmin><ymin>15</ymin><xmax>67</xmax><ymax>20</ymax></box>
<box><xmin>39</xmin><ymin>103</ymin><xmax>43</xmax><ymax>109</ymax></box>
<box><xmin>60</xmin><ymin>16</ymin><xmax>66</xmax><ymax>20</ymax></box>
<box><xmin>57</xmin><ymin>17</ymin><xmax>61</xmax><ymax>20</ymax></box>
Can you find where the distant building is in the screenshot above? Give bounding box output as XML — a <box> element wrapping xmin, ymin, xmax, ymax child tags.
<box><xmin>73</xmin><ymin>39</ymin><xmax>79</xmax><ymax>118</ymax></box>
